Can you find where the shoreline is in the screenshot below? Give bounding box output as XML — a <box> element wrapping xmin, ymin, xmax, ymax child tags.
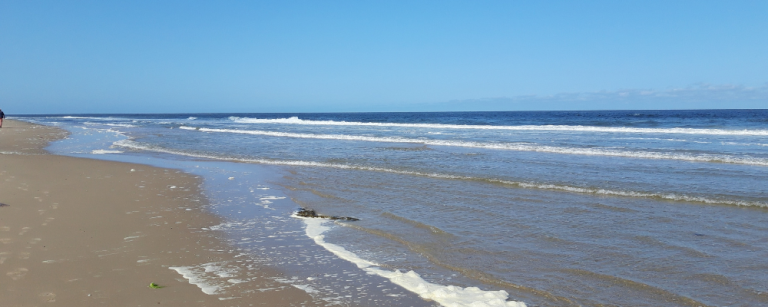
<box><xmin>0</xmin><ymin>120</ymin><xmax>318</xmax><ymax>306</ymax></box>
<box><xmin>5</xmin><ymin>110</ymin><xmax>766</xmax><ymax>306</ymax></box>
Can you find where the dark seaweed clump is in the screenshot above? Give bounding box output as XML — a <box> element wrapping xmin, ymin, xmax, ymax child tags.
<box><xmin>296</xmin><ymin>208</ymin><xmax>359</xmax><ymax>221</ymax></box>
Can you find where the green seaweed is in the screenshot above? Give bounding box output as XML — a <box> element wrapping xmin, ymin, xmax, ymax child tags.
<box><xmin>149</xmin><ymin>282</ymin><xmax>164</xmax><ymax>289</ymax></box>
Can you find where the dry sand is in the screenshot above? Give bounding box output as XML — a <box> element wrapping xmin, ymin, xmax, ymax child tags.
<box><xmin>0</xmin><ymin>120</ymin><xmax>318</xmax><ymax>306</ymax></box>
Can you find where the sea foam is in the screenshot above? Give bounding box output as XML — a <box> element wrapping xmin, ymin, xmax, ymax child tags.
<box><xmin>298</xmin><ymin>217</ymin><xmax>527</xmax><ymax>307</ymax></box>
<box><xmin>169</xmin><ymin>265</ymin><xmax>223</xmax><ymax>295</ymax></box>
<box><xmin>180</xmin><ymin>126</ymin><xmax>768</xmax><ymax>166</ymax></box>
<box><xmin>229</xmin><ymin>116</ymin><xmax>768</xmax><ymax>136</ymax></box>
<box><xmin>113</xmin><ymin>139</ymin><xmax>768</xmax><ymax>208</ymax></box>
<box><xmin>91</xmin><ymin>149</ymin><xmax>123</xmax><ymax>154</ymax></box>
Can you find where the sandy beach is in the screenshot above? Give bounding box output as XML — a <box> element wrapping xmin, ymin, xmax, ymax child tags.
<box><xmin>0</xmin><ymin>120</ymin><xmax>317</xmax><ymax>306</ymax></box>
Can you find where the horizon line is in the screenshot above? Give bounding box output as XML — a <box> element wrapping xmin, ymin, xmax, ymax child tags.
<box><xmin>8</xmin><ymin>108</ymin><xmax>768</xmax><ymax>117</ymax></box>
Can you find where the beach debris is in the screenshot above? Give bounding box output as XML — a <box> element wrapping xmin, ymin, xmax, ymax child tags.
<box><xmin>149</xmin><ymin>282</ymin><xmax>164</xmax><ymax>289</ymax></box>
<box><xmin>0</xmin><ymin>203</ymin><xmax>8</xmax><ymax>208</ymax></box>
<box><xmin>295</xmin><ymin>208</ymin><xmax>359</xmax><ymax>221</ymax></box>
<box><xmin>130</xmin><ymin>169</ymin><xmax>135</xmax><ymax>172</ymax></box>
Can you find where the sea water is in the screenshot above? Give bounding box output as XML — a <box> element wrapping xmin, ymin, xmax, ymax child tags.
<box><xmin>16</xmin><ymin>110</ymin><xmax>768</xmax><ymax>306</ymax></box>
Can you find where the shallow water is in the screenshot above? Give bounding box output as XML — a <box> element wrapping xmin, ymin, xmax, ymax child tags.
<box><xmin>19</xmin><ymin>110</ymin><xmax>768</xmax><ymax>306</ymax></box>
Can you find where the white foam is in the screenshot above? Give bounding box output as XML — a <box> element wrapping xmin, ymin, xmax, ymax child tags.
<box><xmin>84</xmin><ymin>122</ymin><xmax>136</xmax><ymax>128</ymax></box>
<box><xmin>229</xmin><ymin>116</ymin><xmax>768</xmax><ymax>136</ymax></box>
<box><xmin>292</xmin><ymin>284</ymin><xmax>319</xmax><ymax>294</ymax></box>
<box><xmin>103</xmin><ymin>123</ymin><xmax>136</xmax><ymax>128</ymax></box>
<box><xmin>260</xmin><ymin>196</ymin><xmax>286</xmax><ymax>200</ymax></box>
<box><xmin>169</xmin><ymin>266</ymin><xmax>222</xmax><ymax>295</ymax></box>
<box><xmin>113</xmin><ymin>139</ymin><xmax>768</xmax><ymax>208</ymax></box>
<box><xmin>169</xmin><ymin>262</ymin><xmax>242</xmax><ymax>295</ymax></box>
<box><xmin>91</xmin><ymin>149</ymin><xmax>123</xmax><ymax>154</ymax></box>
<box><xmin>208</xmin><ymin>221</ymin><xmax>246</xmax><ymax>231</ymax></box>
<box><xmin>205</xmin><ymin>263</ymin><xmax>235</xmax><ymax>278</ymax></box>
<box><xmin>180</xmin><ymin>126</ymin><xmax>768</xmax><ymax>166</ymax></box>
<box><xmin>720</xmin><ymin>141</ymin><xmax>768</xmax><ymax>147</ymax></box>
<box><xmin>298</xmin><ymin>217</ymin><xmax>527</xmax><ymax>307</ymax></box>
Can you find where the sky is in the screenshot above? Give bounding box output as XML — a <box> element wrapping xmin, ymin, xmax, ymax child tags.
<box><xmin>1</xmin><ymin>0</ymin><xmax>767</xmax><ymax>114</ymax></box>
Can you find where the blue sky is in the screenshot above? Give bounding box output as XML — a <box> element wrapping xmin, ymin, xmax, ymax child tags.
<box><xmin>1</xmin><ymin>1</ymin><xmax>766</xmax><ymax>114</ymax></box>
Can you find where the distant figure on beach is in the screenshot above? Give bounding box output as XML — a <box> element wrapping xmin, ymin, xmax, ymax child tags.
<box><xmin>0</xmin><ymin>109</ymin><xmax>4</xmax><ymax>128</ymax></box>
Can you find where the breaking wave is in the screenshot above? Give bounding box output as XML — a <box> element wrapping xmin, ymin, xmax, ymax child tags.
<box><xmin>298</xmin><ymin>217</ymin><xmax>528</xmax><ymax>307</ymax></box>
<box><xmin>113</xmin><ymin>139</ymin><xmax>768</xmax><ymax>208</ymax></box>
<box><xmin>180</xmin><ymin>126</ymin><xmax>768</xmax><ymax>166</ymax></box>
<box><xmin>229</xmin><ymin>116</ymin><xmax>768</xmax><ymax>136</ymax></box>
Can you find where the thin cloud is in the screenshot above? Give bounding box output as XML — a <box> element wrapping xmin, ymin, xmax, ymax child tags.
<box><xmin>435</xmin><ymin>83</ymin><xmax>768</xmax><ymax>111</ymax></box>
<box><xmin>537</xmin><ymin>83</ymin><xmax>768</xmax><ymax>102</ymax></box>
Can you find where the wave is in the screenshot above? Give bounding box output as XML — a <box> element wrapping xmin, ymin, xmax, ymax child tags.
<box><xmin>299</xmin><ymin>217</ymin><xmax>528</xmax><ymax>307</ymax></box>
<box><xmin>91</xmin><ymin>149</ymin><xmax>123</xmax><ymax>154</ymax></box>
<box><xmin>180</xmin><ymin>126</ymin><xmax>768</xmax><ymax>166</ymax></box>
<box><xmin>380</xmin><ymin>212</ymin><xmax>452</xmax><ymax>236</ymax></box>
<box><xmin>83</xmin><ymin>122</ymin><xmax>137</xmax><ymax>128</ymax></box>
<box><xmin>720</xmin><ymin>141</ymin><xmax>768</xmax><ymax>147</ymax></box>
<box><xmin>0</xmin><ymin>151</ymin><xmax>35</xmax><ymax>155</ymax></box>
<box><xmin>560</xmin><ymin>269</ymin><xmax>706</xmax><ymax>306</ymax></box>
<box><xmin>113</xmin><ymin>140</ymin><xmax>768</xmax><ymax>208</ymax></box>
<box><xmin>615</xmin><ymin>137</ymin><xmax>711</xmax><ymax>144</ymax></box>
<box><xmin>229</xmin><ymin>116</ymin><xmax>768</xmax><ymax>136</ymax></box>
<box><xmin>61</xmin><ymin>116</ymin><xmax>133</xmax><ymax>121</ymax></box>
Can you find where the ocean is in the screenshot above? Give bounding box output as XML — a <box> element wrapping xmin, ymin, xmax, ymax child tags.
<box><xmin>17</xmin><ymin>109</ymin><xmax>768</xmax><ymax>306</ymax></box>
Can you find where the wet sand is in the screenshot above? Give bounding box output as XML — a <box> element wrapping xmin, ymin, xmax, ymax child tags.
<box><xmin>0</xmin><ymin>120</ymin><xmax>318</xmax><ymax>306</ymax></box>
